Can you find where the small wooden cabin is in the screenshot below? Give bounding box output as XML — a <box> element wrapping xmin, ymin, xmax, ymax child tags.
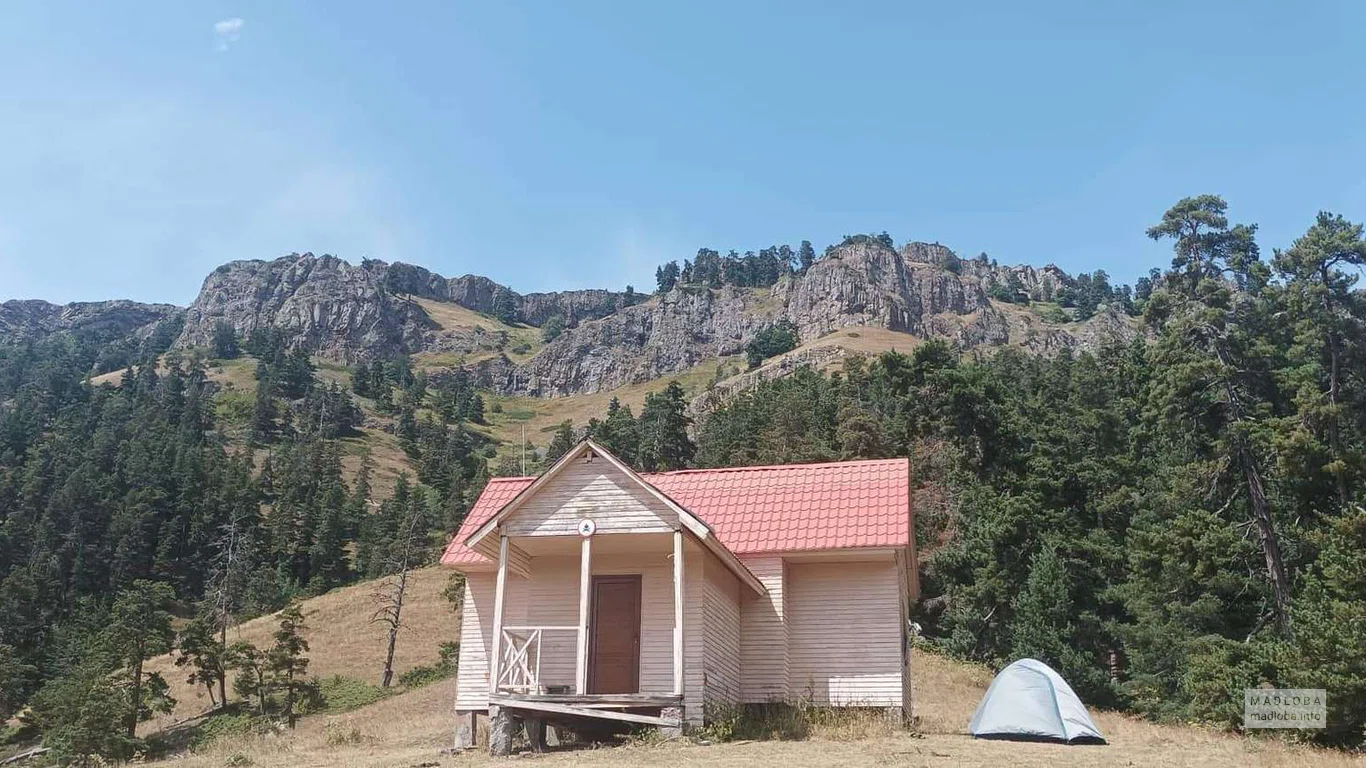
<box><xmin>442</xmin><ymin>439</ymin><xmax>918</xmax><ymax>749</ymax></box>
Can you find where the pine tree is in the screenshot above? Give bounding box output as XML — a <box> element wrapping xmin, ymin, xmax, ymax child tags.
<box><xmin>175</xmin><ymin>615</ymin><xmax>227</xmax><ymax>708</ymax></box>
<box><xmin>267</xmin><ymin>603</ymin><xmax>313</xmax><ymax>727</ymax></box>
<box><xmin>638</xmin><ymin>381</ymin><xmax>694</xmax><ymax>470</ymax></box>
<box><xmin>105</xmin><ymin>580</ymin><xmax>177</xmax><ymax>738</ymax></box>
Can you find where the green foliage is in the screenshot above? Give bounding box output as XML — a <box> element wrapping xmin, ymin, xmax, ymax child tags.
<box><xmin>676</xmin><ymin>244</ymin><xmax>799</xmax><ymax>289</ymax></box>
<box><xmin>396</xmin><ymin>642</ymin><xmax>459</xmax><ymax>689</ymax></box>
<box><xmin>1031</xmin><ymin>302</ymin><xmax>1069</xmax><ymax>323</ymax></box>
<box><xmin>215</xmin><ymin>390</ymin><xmax>256</xmax><ymax>428</ymax></box>
<box><xmin>310</xmin><ymin>675</ymin><xmax>392</xmax><ymax>713</ymax></box>
<box><xmin>175</xmin><ymin>615</ymin><xmax>227</xmax><ymax>708</ymax></box>
<box><xmin>587</xmin><ymin>397</ymin><xmax>641</xmax><ymax>465</ymax></box>
<box><xmin>30</xmin><ymin>668</ymin><xmax>140</xmax><ymax>766</ymax></box>
<box><xmin>540</xmin><ymin>314</ymin><xmax>567</xmax><ymax>342</ymax></box>
<box><xmin>491</xmin><ymin>288</ymin><xmax>519</xmax><ymax>325</ymax></box>
<box><xmin>543</xmin><ymin>421</ymin><xmax>577</xmax><ymax>468</ymax></box>
<box><xmin>211</xmin><ymin>322</ymin><xmax>241</xmax><ymax>360</ymax></box>
<box><xmin>224</xmin><ymin>605</ymin><xmax>318</xmax><ymax>727</ymax></box>
<box><xmin>638</xmin><ymin>381</ymin><xmax>695</xmax><ymax>470</ymax></box>
<box><xmin>745</xmin><ymin>319</ymin><xmax>801</xmax><ymax>369</ymax></box>
<box><xmin>688</xmin><ymin>200</ymin><xmax>1366</xmax><ymax>746</ymax></box>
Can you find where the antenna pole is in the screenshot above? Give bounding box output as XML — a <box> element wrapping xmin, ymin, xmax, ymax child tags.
<box><xmin>521</xmin><ymin>425</ymin><xmax>526</xmax><ymax>475</ymax></box>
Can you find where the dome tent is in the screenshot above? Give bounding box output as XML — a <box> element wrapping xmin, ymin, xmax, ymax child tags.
<box><xmin>968</xmin><ymin>658</ymin><xmax>1106</xmax><ymax>744</ymax></box>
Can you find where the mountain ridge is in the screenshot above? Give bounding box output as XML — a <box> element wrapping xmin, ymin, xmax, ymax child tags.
<box><xmin>1</xmin><ymin>241</ymin><xmax>1141</xmax><ymax>398</ymax></box>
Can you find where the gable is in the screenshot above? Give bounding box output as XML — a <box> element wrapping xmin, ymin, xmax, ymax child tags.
<box><xmin>500</xmin><ymin>454</ymin><xmax>678</xmax><ymax>537</ymax></box>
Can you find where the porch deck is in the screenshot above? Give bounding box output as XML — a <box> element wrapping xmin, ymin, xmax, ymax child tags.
<box><xmin>488</xmin><ymin>692</ymin><xmax>684</xmax><ymax>727</ymax></box>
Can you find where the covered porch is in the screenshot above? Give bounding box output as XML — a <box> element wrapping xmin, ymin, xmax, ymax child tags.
<box><xmin>483</xmin><ymin>530</ymin><xmax>689</xmax><ymax>741</ymax></box>
<box><xmin>448</xmin><ymin>439</ymin><xmax>766</xmax><ymax>752</ymax></box>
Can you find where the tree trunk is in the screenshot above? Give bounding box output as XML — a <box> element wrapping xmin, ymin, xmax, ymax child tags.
<box><xmin>127</xmin><ymin>657</ymin><xmax>143</xmax><ymax>738</ymax></box>
<box><xmin>1240</xmin><ymin>445</ymin><xmax>1292</xmax><ymax>635</ymax></box>
<box><xmin>380</xmin><ymin>569</ymin><xmax>407</xmax><ymax>688</ymax></box>
<box><xmin>218</xmin><ymin>622</ymin><xmax>228</xmax><ymax>707</ymax></box>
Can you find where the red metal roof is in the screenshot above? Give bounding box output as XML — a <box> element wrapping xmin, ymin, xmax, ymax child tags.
<box><xmin>441</xmin><ymin>457</ymin><xmax>910</xmax><ymax>567</ymax></box>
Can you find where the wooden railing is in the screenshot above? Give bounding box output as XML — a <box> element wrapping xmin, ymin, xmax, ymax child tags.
<box><xmin>495</xmin><ymin>626</ymin><xmax>580</xmax><ymax>694</ymax></box>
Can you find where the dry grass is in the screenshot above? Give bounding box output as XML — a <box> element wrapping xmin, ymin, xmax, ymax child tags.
<box><xmin>780</xmin><ymin>327</ymin><xmax>923</xmax><ymax>370</ymax></box>
<box><xmin>142</xmin><ymin>567</ymin><xmax>458</xmax><ymax>732</ymax></box>
<box><xmin>480</xmin><ymin>356</ymin><xmax>742</xmax><ymax>457</ymax></box>
<box><xmin>145</xmin><ymin>595</ymin><xmax>1362</xmax><ymax>767</ymax></box>
<box><xmin>410</xmin><ymin>297</ymin><xmax>544</xmax><ymax>366</ymax></box>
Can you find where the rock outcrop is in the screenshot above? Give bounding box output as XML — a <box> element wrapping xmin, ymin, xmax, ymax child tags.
<box><xmin>503</xmin><ymin>284</ymin><xmax>780</xmax><ymax>397</ymax></box>
<box><xmin>491</xmin><ymin>240</ymin><xmax>1136</xmax><ymax>398</ymax></box>
<box><xmin>0</xmin><ymin>242</ymin><xmax>1139</xmax><ymax>399</ymax></box>
<box><xmin>177</xmin><ymin>254</ymin><xmax>428</xmax><ymax>361</ymax></box>
<box><xmin>0</xmin><ymin>299</ymin><xmax>181</xmax><ymax>343</ymax></box>
<box><xmin>378</xmin><ymin>262</ymin><xmax>633</xmax><ymax>327</ymax></box>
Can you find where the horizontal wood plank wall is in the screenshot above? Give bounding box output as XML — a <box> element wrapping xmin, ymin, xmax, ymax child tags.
<box><xmin>455</xmin><ymin>573</ymin><xmax>494</xmax><ymax>710</ymax></box>
<box><xmin>702</xmin><ymin>553</ymin><xmax>743</xmax><ymax>708</ymax></box>
<box><xmin>738</xmin><ymin>556</ymin><xmax>788</xmax><ymax>702</ymax></box>
<box><xmin>895</xmin><ymin>549</ymin><xmax>913</xmax><ymax>719</ymax></box>
<box><xmin>456</xmin><ymin>552</ymin><xmax>683</xmax><ymax>710</ymax></box>
<box><xmin>502</xmin><ymin>459</ymin><xmax>677</xmax><ymax>537</ymax></box>
<box><xmin>787</xmin><ymin>561</ymin><xmax>903</xmax><ymax>707</ymax></box>
<box><xmin>683</xmin><ymin>540</ymin><xmax>706</xmax><ymax>723</ymax></box>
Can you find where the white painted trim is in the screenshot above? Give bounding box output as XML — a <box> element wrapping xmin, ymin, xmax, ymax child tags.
<box><xmin>575</xmin><ymin>536</ymin><xmax>591</xmax><ymax>694</ymax></box>
<box><xmin>489</xmin><ymin>535</ymin><xmax>509</xmax><ymax>693</ymax></box>
<box><xmin>673</xmin><ymin>529</ymin><xmax>684</xmax><ymax>696</ymax></box>
<box><xmin>463</xmin><ymin>438</ymin><xmax>766</xmax><ymax>596</ymax></box>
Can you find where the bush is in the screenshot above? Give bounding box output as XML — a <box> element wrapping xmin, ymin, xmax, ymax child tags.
<box><xmin>541</xmin><ymin>314</ymin><xmax>567</xmax><ymax>343</ymax></box>
<box><xmin>186</xmin><ymin>709</ymin><xmax>260</xmax><ymax>751</ymax></box>
<box><xmin>310</xmin><ymin>676</ymin><xmax>391</xmax><ymax>714</ymax></box>
<box><xmin>215</xmin><ymin>391</ymin><xmax>256</xmax><ymax>428</ymax></box>
<box><xmin>1031</xmin><ymin>303</ymin><xmax>1069</xmax><ymax>324</ymax></box>
<box><xmin>745</xmin><ymin>319</ymin><xmax>801</xmax><ymax>369</ymax></box>
<box><xmin>398</xmin><ymin>642</ymin><xmax>459</xmax><ymax>689</ymax></box>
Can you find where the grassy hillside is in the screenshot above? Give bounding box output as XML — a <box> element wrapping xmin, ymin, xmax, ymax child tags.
<box><xmin>142</xmin><ymin>567</ymin><xmax>457</xmax><ymax>732</ymax></box>
<box><xmin>143</xmin><ymin>568</ymin><xmax>1356</xmax><ymax>767</ymax></box>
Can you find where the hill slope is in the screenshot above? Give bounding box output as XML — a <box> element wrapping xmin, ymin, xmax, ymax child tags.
<box><xmin>142</xmin><ymin>570</ymin><xmax>1355</xmax><ymax>768</ymax></box>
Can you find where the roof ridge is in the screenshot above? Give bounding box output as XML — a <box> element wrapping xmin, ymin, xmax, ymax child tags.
<box><xmin>645</xmin><ymin>457</ymin><xmax>907</xmax><ymax>477</ymax></box>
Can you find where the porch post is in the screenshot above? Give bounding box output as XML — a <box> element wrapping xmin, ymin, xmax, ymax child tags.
<box><xmin>575</xmin><ymin>536</ymin><xmax>591</xmax><ymax>694</ymax></box>
<box><xmin>673</xmin><ymin>529</ymin><xmax>684</xmax><ymax>696</ymax></box>
<box><xmin>489</xmin><ymin>534</ymin><xmax>509</xmax><ymax>696</ymax></box>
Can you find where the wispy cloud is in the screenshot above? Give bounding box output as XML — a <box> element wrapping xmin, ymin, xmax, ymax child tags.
<box><xmin>213</xmin><ymin>17</ymin><xmax>244</xmax><ymax>52</ymax></box>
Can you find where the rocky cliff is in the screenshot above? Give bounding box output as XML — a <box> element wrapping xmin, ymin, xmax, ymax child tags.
<box><xmin>176</xmin><ymin>254</ymin><xmax>427</xmax><ymax>361</ymax></box>
<box><xmin>494</xmin><ymin>240</ymin><xmax>1137</xmax><ymax>397</ymax></box>
<box><xmin>5</xmin><ymin>241</ymin><xmax>1139</xmax><ymax>399</ymax></box>
<box><xmin>0</xmin><ymin>299</ymin><xmax>182</xmax><ymax>343</ymax></box>
<box><xmin>177</xmin><ymin>254</ymin><xmax>639</xmax><ymax>361</ymax></box>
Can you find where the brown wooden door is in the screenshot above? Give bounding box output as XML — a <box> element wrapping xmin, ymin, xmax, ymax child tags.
<box><xmin>588</xmin><ymin>575</ymin><xmax>641</xmax><ymax>694</ymax></box>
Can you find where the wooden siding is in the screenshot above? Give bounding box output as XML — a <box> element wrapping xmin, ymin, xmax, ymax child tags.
<box><xmin>702</xmin><ymin>553</ymin><xmax>743</xmax><ymax>707</ymax></box>
<box><xmin>738</xmin><ymin>555</ymin><xmax>788</xmax><ymax>702</ymax></box>
<box><xmin>453</xmin><ymin>550</ymin><xmax>702</xmax><ymax>715</ymax></box>
<box><xmin>455</xmin><ymin>573</ymin><xmax>494</xmax><ymax>709</ymax></box>
<box><xmin>501</xmin><ymin>459</ymin><xmax>677</xmax><ymax>537</ymax></box>
<box><xmin>895</xmin><ymin>549</ymin><xmax>913</xmax><ymax>719</ymax></box>
<box><xmin>786</xmin><ymin>561</ymin><xmax>903</xmax><ymax>707</ymax></box>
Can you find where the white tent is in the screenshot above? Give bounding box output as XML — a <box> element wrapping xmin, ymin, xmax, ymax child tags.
<box><xmin>968</xmin><ymin>658</ymin><xmax>1106</xmax><ymax>744</ymax></box>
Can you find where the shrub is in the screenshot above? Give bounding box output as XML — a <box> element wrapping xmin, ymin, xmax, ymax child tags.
<box><xmin>1031</xmin><ymin>303</ymin><xmax>1069</xmax><ymax>324</ymax></box>
<box><xmin>745</xmin><ymin>319</ymin><xmax>801</xmax><ymax>369</ymax></box>
<box><xmin>309</xmin><ymin>676</ymin><xmax>391</xmax><ymax>714</ymax></box>
<box><xmin>215</xmin><ymin>391</ymin><xmax>256</xmax><ymax>428</ymax></box>
<box><xmin>398</xmin><ymin>642</ymin><xmax>459</xmax><ymax>689</ymax></box>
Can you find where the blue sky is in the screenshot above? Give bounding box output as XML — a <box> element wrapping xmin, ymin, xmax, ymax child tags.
<box><xmin>2</xmin><ymin>1</ymin><xmax>1364</xmax><ymax>305</ymax></box>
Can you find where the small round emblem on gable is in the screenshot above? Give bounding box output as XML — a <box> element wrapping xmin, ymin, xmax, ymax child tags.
<box><xmin>578</xmin><ymin>519</ymin><xmax>596</xmax><ymax>537</ymax></box>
